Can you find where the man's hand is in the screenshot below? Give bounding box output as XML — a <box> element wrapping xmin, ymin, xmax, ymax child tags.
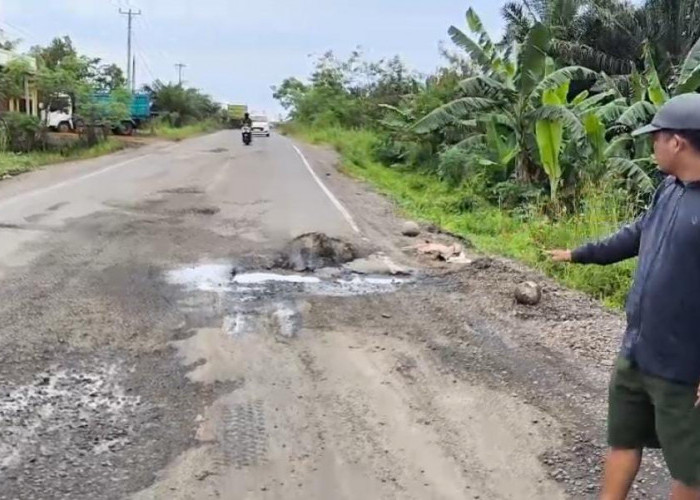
<box><xmin>546</xmin><ymin>249</ymin><xmax>573</xmax><ymax>262</ymax></box>
<box><xmin>695</xmin><ymin>384</ymin><xmax>700</xmax><ymax>407</ymax></box>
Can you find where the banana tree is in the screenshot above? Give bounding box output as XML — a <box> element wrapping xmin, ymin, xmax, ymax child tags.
<box><xmin>601</xmin><ymin>37</ymin><xmax>700</xmax><ymax>199</ymax></box>
<box><xmin>581</xmin><ymin>109</ymin><xmax>655</xmax><ymax>198</ymax></box>
<box><xmin>555</xmin><ymin>63</ymin><xmax>656</xmax><ymax>198</ymax></box>
<box><xmin>452</xmin><ymin>115</ymin><xmax>519</xmax><ymax>178</ymax></box>
<box><xmin>675</xmin><ymin>36</ymin><xmax>700</xmax><ymax>94</ymax></box>
<box><xmin>534</xmin><ymin>67</ymin><xmax>569</xmax><ymax>199</ymax></box>
<box><xmin>413</xmin><ymin>9</ymin><xmax>597</xmax><ymax>185</ymax></box>
<box><xmin>616</xmin><ymin>37</ymin><xmax>700</xmax><ymax>134</ymax></box>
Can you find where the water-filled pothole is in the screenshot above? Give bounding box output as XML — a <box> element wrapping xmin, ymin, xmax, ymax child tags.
<box><xmin>167</xmin><ymin>259</ymin><xmax>410</xmax><ymax>339</ymax></box>
<box><xmin>168</xmin><ymin>231</ymin><xmax>409</xmax><ymax>340</ymax></box>
<box><xmin>167</xmin><ymin>264</ymin><xmax>408</xmax><ymax>298</ymax></box>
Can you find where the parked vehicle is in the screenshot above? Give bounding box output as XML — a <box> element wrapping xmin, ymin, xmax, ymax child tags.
<box><xmin>42</xmin><ymin>92</ymin><xmax>151</xmax><ymax>135</ymax></box>
<box><xmin>251</xmin><ymin>115</ymin><xmax>270</xmax><ymax>137</ymax></box>
<box><xmin>93</xmin><ymin>92</ymin><xmax>151</xmax><ymax>135</ymax></box>
<box><xmin>242</xmin><ymin>125</ymin><xmax>252</xmax><ymax>145</ymax></box>
<box><xmin>42</xmin><ymin>95</ymin><xmax>84</xmax><ymax>133</ymax></box>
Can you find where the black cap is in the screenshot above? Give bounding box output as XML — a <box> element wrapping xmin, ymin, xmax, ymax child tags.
<box><xmin>632</xmin><ymin>93</ymin><xmax>700</xmax><ymax>136</ymax></box>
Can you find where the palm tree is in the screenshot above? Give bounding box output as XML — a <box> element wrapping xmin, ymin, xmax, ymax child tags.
<box><xmin>503</xmin><ymin>0</ymin><xmax>700</xmax><ymax>87</ymax></box>
<box><xmin>638</xmin><ymin>0</ymin><xmax>700</xmax><ymax>84</ymax></box>
<box><xmin>501</xmin><ymin>0</ymin><xmax>639</xmax><ymax>75</ymax></box>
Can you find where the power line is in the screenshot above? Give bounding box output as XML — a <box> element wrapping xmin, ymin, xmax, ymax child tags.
<box><xmin>175</xmin><ymin>63</ymin><xmax>186</xmax><ymax>85</ymax></box>
<box><xmin>135</xmin><ymin>13</ymin><xmax>176</xmax><ymax>68</ymax></box>
<box><xmin>0</xmin><ymin>19</ymin><xmax>38</xmax><ymax>45</ymax></box>
<box><xmin>119</xmin><ymin>8</ymin><xmax>141</xmax><ymax>92</ymax></box>
<box><xmin>132</xmin><ymin>35</ymin><xmax>156</xmax><ymax>84</ymax></box>
<box><xmin>138</xmin><ymin>52</ymin><xmax>156</xmax><ymax>83</ymax></box>
<box><xmin>132</xmin><ymin>17</ymin><xmax>169</xmax><ymax>83</ymax></box>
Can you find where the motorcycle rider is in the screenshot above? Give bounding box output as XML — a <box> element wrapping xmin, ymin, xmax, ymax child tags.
<box><xmin>241</xmin><ymin>112</ymin><xmax>253</xmax><ymax>145</ymax></box>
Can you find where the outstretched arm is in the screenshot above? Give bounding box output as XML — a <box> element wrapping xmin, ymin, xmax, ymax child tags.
<box><xmin>570</xmin><ymin>221</ymin><xmax>643</xmax><ymax>265</ymax></box>
<box><xmin>547</xmin><ymin>177</ymin><xmax>670</xmax><ymax>266</ymax></box>
<box><xmin>546</xmin><ymin>220</ymin><xmax>642</xmax><ymax>265</ymax></box>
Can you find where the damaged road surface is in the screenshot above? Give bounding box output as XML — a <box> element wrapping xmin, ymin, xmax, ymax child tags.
<box><xmin>0</xmin><ymin>132</ymin><xmax>667</xmax><ymax>499</ymax></box>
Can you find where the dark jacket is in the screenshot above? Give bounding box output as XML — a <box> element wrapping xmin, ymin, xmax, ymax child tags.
<box><xmin>573</xmin><ymin>176</ymin><xmax>700</xmax><ymax>384</ymax></box>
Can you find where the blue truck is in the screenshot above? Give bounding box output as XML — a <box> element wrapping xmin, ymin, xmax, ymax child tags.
<box><xmin>93</xmin><ymin>92</ymin><xmax>152</xmax><ymax>135</ymax></box>
<box><xmin>46</xmin><ymin>92</ymin><xmax>152</xmax><ymax>135</ymax></box>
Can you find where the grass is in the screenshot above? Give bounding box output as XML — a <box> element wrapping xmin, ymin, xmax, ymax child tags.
<box><xmin>0</xmin><ymin>139</ymin><xmax>125</xmax><ymax>178</ymax></box>
<box><xmin>150</xmin><ymin>120</ymin><xmax>221</xmax><ymax>141</ymax></box>
<box><xmin>287</xmin><ymin>123</ymin><xmax>636</xmax><ymax>309</ymax></box>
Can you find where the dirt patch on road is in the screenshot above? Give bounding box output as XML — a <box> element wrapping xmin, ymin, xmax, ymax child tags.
<box><xmin>0</xmin><ymin>349</ymin><xmax>232</xmax><ymax>500</ymax></box>
<box><xmin>275</xmin><ymin>232</ymin><xmax>360</xmax><ymax>271</ymax></box>
<box><xmin>148</xmin><ymin>245</ymin><xmax>564</xmax><ymax>499</ymax></box>
<box><xmin>288</xmin><ymin>141</ymin><xmax>669</xmax><ymax>498</ymax></box>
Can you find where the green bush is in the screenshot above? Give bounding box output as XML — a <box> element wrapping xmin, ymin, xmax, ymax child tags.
<box><xmin>2</xmin><ymin>112</ymin><xmax>42</xmax><ymax>152</ymax></box>
<box><xmin>151</xmin><ymin>119</ymin><xmax>220</xmax><ymax>141</ymax></box>
<box><xmin>438</xmin><ymin>146</ymin><xmax>472</xmax><ymax>186</ymax></box>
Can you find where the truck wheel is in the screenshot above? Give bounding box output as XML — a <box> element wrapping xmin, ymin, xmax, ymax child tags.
<box><xmin>121</xmin><ymin>121</ymin><xmax>134</xmax><ymax>136</ymax></box>
<box><xmin>57</xmin><ymin>122</ymin><xmax>71</xmax><ymax>134</ymax></box>
<box><xmin>73</xmin><ymin>119</ymin><xmax>86</xmax><ymax>134</ymax></box>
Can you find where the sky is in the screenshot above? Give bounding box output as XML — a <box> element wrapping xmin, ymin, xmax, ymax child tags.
<box><xmin>0</xmin><ymin>0</ymin><xmax>505</xmax><ymax>117</ymax></box>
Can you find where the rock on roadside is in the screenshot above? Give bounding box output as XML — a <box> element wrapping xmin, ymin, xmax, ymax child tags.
<box><xmin>401</xmin><ymin>221</ymin><xmax>421</xmax><ymax>237</ymax></box>
<box><xmin>515</xmin><ymin>281</ymin><xmax>542</xmax><ymax>306</ymax></box>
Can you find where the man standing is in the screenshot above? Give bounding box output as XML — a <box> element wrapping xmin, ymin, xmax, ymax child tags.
<box><xmin>549</xmin><ymin>93</ymin><xmax>700</xmax><ymax>500</ymax></box>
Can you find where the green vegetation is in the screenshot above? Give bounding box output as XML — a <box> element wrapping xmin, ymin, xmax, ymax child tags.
<box><xmin>275</xmin><ymin>0</ymin><xmax>700</xmax><ymax>309</ymax></box>
<box><xmin>289</xmin><ymin>124</ymin><xmax>635</xmax><ymax>308</ymax></box>
<box><xmin>145</xmin><ymin>81</ymin><xmax>221</xmax><ymax>128</ymax></box>
<box><xmin>1</xmin><ymin>36</ymin><xmax>221</xmax><ymax>174</ymax></box>
<box><xmin>151</xmin><ymin>119</ymin><xmax>221</xmax><ymax>141</ymax></box>
<box><xmin>0</xmin><ymin>139</ymin><xmax>124</xmax><ymax>178</ymax></box>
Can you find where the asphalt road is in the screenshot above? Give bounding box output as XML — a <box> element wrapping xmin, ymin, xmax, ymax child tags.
<box><xmin>0</xmin><ymin>131</ymin><xmax>572</xmax><ymax>499</ymax></box>
<box><xmin>0</xmin><ymin>132</ymin><xmax>356</xmax><ymax>268</ymax></box>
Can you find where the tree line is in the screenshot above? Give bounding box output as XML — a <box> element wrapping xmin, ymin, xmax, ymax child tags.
<box><xmin>274</xmin><ymin>0</ymin><xmax>700</xmax><ymax>213</ymax></box>
<box><xmin>1</xmin><ymin>36</ymin><xmax>220</xmax><ymax>152</ymax></box>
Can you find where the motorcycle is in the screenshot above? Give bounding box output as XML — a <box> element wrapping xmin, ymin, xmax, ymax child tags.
<box><xmin>241</xmin><ymin>126</ymin><xmax>252</xmax><ymax>146</ymax></box>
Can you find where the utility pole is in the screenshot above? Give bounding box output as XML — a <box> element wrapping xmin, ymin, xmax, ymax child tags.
<box><xmin>175</xmin><ymin>63</ymin><xmax>186</xmax><ymax>86</ymax></box>
<box><xmin>119</xmin><ymin>8</ymin><xmax>141</xmax><ymax>92</ymax></box>
<box><xmin>132</xmin><ymin>56</ymin><xmax>136</xmax><ymax>91</ymax></box>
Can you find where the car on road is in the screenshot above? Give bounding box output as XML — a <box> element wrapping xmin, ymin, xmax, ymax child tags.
<box><xmin>251</xmin><ymin>115</ymin><xmax>271</xmax><ymax>137</ymax></box>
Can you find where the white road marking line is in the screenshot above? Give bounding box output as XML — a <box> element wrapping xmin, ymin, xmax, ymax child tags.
<box><xmin>291</xmin><ymin>144</ymin><xmax>361</xmax><ymax>234</ymax></box>
<box><xmin>0</xmin><ymin>154</ymin><xmax>153</xmax><ymax>210</ymax></box>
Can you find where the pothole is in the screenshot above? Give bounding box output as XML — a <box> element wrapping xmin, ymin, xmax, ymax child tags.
<box><xmin>223</xmin><ymin>300</ymin><xmax>304</xmax><ymax>339</ymax></box>
<box><xmin>168</xmin><ymin>263</ymin><xmax>409</xmax><ymax>340</ymax></box>
<box><xmin>186</xmin><ymin>206</ymin><xmax>220</xmax><ymax>216</ymax></box>
<box><xmin>160</xmin><ymin>187</ymin><xmax>204</xmax><ymax>195</ymax></box>
<box><xmin>167</xmin><ymin>265</ymin><xmax>408</xmax><ymax>297</ymax></box>
<box><xmin>167</xmin><ymin>234</ymin><xmax>411</xmax><ymax>340</ymax></box>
